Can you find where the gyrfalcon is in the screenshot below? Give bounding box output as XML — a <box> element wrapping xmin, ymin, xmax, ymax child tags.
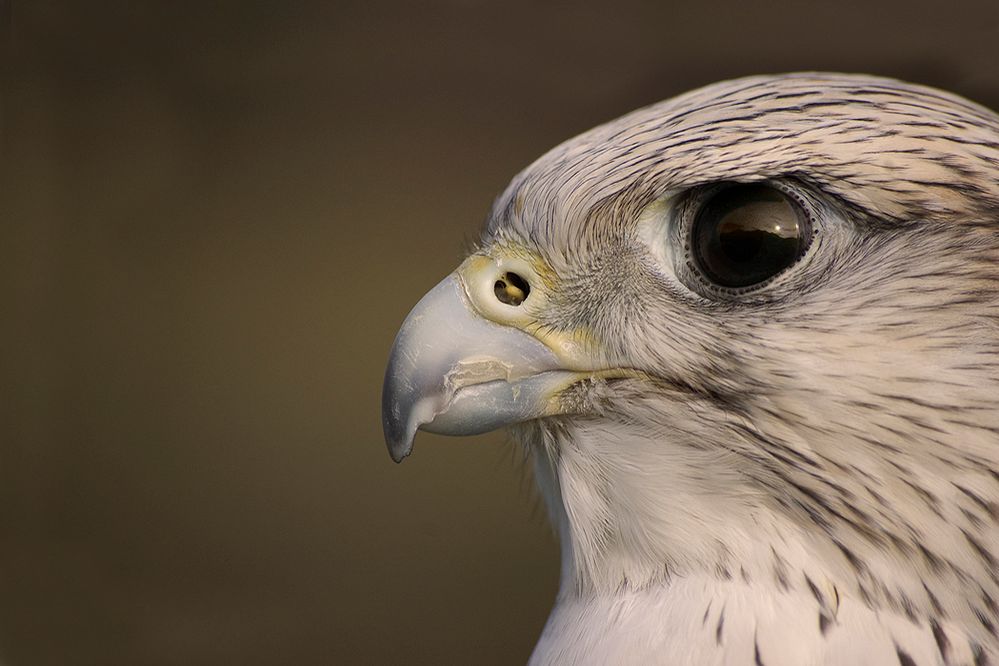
<box><xmin>382</xmin><ymin>73</ymin><xmax>999</xmax><ymax>665</ymax></box>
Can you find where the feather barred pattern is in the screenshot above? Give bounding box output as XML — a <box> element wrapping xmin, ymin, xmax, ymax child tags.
<box><xmin>492</xmin><ymin>73</ymin><xmax>999</xmax><ymax>248</ymax></box>
<box><xmin>484</xmin><ymin>74</ymin><xmax>999</xmax><ymax>664</ymax></box>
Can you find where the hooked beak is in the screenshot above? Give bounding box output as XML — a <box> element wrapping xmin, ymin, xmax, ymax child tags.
<box><xmin>381</xmin><ymin>257</ymin><xmax>586</xmax><ymax>462</ymax></box>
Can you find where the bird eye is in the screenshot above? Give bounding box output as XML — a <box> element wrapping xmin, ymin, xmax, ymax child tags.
<box><xmin>688</xmin><ymin>183</ymin><xmax>812</xmax><ymax>290</ymax></box>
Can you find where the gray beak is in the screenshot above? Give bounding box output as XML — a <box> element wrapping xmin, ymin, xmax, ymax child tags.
<box><xmin>381</xmin><ymin>273</ymin><xmax>578</xmax><ymax>462</ymax></box>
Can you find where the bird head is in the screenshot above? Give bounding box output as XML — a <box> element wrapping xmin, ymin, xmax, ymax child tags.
<box><xmin>382</xmin><ymin>74</ymin><xmax>999</xmax><ymax>625</ymax></box>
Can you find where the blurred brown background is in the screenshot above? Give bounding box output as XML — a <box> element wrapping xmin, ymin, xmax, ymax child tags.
<box><xmin>3</xmin><ymin>1</ymin><xmax>998</xmax><ymax>664</ymax></box>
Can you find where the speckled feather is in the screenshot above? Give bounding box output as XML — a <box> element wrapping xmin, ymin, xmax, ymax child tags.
<box><xmin>482</xmin><ymin>74</ymin><xmax>999</xmax><ymax>665</ymax></box>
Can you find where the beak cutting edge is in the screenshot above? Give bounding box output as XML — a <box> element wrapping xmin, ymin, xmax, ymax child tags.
<box><xmin>381</xmin><ymin>272</ymin><xmax>579</xmax><ymax>462</ymax></box>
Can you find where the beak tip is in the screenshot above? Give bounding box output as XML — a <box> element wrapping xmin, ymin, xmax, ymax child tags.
<box><xmin>386</xmin><ymin>429</ymin><xmax>414</xmax><ymax>463</ymax></box>
<box><xmin>382</xmin><ymin>398</ymin><xmax>417</xmax><ymax>463</ymax></box>
<box><xmin>382</xmin><ymin>376</ymin><xmax>417</xmax><ymax>463</ymax></box>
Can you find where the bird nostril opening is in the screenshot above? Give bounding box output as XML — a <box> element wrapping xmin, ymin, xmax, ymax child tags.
<box><xmin>494</xmin><ymin>271</ymin><xmax>530</xmax><ymax>306</ymax></box>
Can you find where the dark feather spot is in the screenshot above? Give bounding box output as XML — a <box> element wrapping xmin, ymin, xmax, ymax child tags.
<box><xmin>895</xmin><ymin>645</ymin><xmax>917</xmax><ymax>666</ymax></box>
<box><xmin>754</xmin><ymin>634</ymin><xmax>766</xmax><ymax>666</ymax></box>
<box><xmin>962</xmin><ymin>528</ymin><xmax>997</xmax><ymax>569</ymax></box>
<box><xmin>819</xmin><ymin>612</ymin><xmax>832</xmax><ymax>635</ymax></box>
<box><xmin>972</xmin><ymin>641</ymin><xmax>989</xmax><ymax>666</ymax></box>
<box><xmin>832</xmin><ymin>539</ymin><xmax>867</xmax><ymax>574</ymax></box>
<box><xmin>974</xmin><ymin>607</ymin><xmax>996</xmax><ymax>636</ymax></box>
<box><xmin>899</xmin><ymin>591</ymin><xmax>918</xmax><ymax>623</ymax></box>
<box><xmin>918</xmin><ymin>544</ymin><xmax>944</xmax><ymax>573</ymax></box>
<box><xmin>929</xmin><ymin>618</ymin><xmax>949</xmax><ymax>662</ymax></box>
<box><xmin>957</xmin><ymin>484</ymin><xmax>999</xmax><ymax>518</ymax></box>
<box><xmin>771</xmin><ymin>548</ymin><xmax>790</xmax><ymax>591</ymax></box>
<box><xmin>981</xmin><ymin>587</ymin><xmax>998</xmax><ymax>616</ymax></box>
<box><xmin>804</xmin><ymin>574</ymin><xmax>824</xmax><ymax>605</ymax></box>
<box><xmin>716</xmin><ymin>607</ymin><xmax>725</xmax><ymax>645</ymax></box>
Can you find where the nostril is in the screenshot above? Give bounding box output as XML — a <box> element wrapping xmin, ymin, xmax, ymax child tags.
<box><xmin>493</xmin><ymin>271</ymin><xmax>531</xmax><ymax>306</ymax></box>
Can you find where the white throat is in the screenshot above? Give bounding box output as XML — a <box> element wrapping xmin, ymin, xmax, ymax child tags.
<box><xmin>522</xmin><ymin>417</ymin><xmax>994</xmax><ymax>665</ymax></box>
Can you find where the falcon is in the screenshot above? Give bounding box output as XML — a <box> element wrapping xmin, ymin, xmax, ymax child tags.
<box><xmin>381</xmin><ymin>73</ymin><xmax>999</xmax><ymax>665</ymax></box>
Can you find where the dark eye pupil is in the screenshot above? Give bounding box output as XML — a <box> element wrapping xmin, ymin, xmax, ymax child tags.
<box><xmin>692</xmin><ymin>184</ymin><xmax>807</xmax><ymax>289</ymax></box>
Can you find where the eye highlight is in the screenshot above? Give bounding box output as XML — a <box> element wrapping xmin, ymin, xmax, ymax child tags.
<box><xmin>686</xmin><ymin>183</ymin><xmax>813</xmax><ymax>291</ymax></box>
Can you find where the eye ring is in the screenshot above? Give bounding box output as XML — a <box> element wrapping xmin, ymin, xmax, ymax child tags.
<box><xmin>681</xmin><ymin>181</ymin><xmax>816</xmax><ymax>296</ymax></box>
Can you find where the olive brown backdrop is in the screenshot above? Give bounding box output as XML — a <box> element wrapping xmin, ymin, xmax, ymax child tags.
<box><xmin>4</xmin><ymin>1</ymin><xmax>999</xmax><ymax>664</ymax></box>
